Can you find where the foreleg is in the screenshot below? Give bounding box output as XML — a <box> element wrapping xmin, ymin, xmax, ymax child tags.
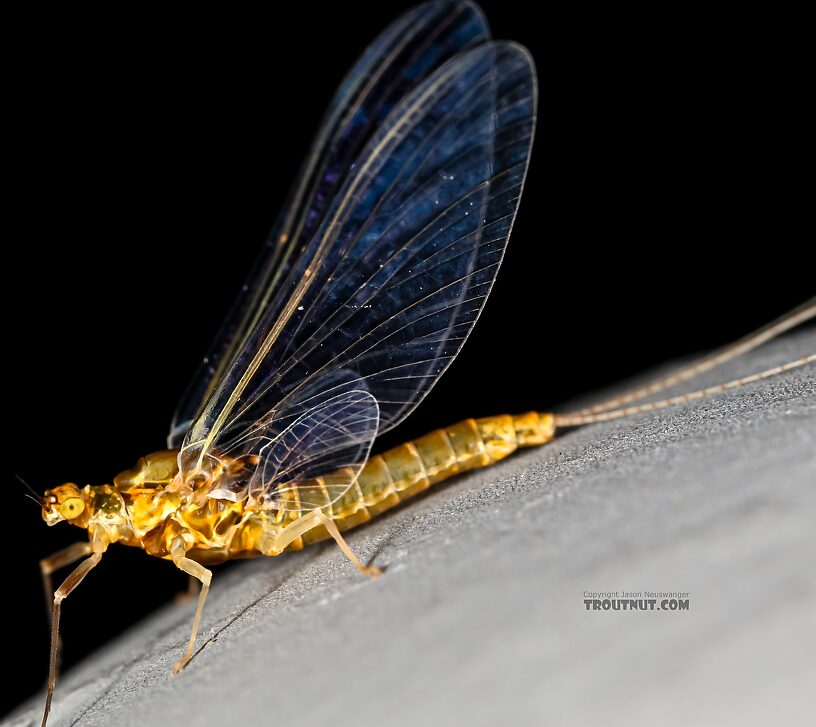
<box><xmin>41</xmin><ymin>544</ymin><xmax>105</xmax><ymax>727</ymax></box>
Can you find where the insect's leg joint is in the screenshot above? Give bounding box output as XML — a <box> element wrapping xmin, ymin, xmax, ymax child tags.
<box><xmin>41</xmin><ymin>549</ymin><xmax>105</xmax><ymax>726</ymax></box>
<box><xmin>170</xmin><ymin>537</ymin><xmax>214</xmax><ymax>675</ymax></box>
<box><xmin>39</xmin><ymin>541</ymin><xmax>95</xmax><ymax>622</ymax></box>
<box><xmin>312</xmin><ymin>508</ymin><xmax>382</xmax><ymax>580</ymax></box>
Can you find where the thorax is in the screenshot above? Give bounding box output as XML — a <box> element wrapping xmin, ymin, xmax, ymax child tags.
<box><xmin>100</xmin><ymin>449</ymin><xmax>285</xmax><ymax>563</ymax></box>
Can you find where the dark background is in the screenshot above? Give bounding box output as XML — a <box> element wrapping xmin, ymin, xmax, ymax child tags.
<box><xmin>4</xmin><ymin>1</ymin><xmax>812</xmax><ymax>717</ymax></box>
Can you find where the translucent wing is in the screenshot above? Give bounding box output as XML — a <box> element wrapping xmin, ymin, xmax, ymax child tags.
<box><xmin>253</xmin><ymin>390</ymin><xmax>379</xmax><ymax>508</ymax></box>
<box><xmin>207</xmin><ymin>371</ymin><xmax>379</xmax><ymax>508</ymax></box>
<box><xmin>180</xmin><ymin>40</ymin><xmax>537</xmax><ymax>512</ymax></box>
<box><xmin>168</xmin><ymin>0</ymin><xmax>490</xmax><ymax>447</ymax></box>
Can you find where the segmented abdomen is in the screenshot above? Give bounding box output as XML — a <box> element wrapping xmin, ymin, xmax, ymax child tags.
<box><xmin>286</xmin><ymin>412</ymin><xmax>555</xmax><ymax>549</ymax></box>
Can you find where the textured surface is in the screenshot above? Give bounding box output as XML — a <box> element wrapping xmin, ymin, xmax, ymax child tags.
<box><xmin>6</xmin><ymin>330</ymin><xmax>815</xmax><ymax>727</ymax></box>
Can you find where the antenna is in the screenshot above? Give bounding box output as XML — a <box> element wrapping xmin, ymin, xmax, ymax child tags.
<box><xmin>15</xmin><ymin>474</ymin><xmax>42</xmax><ymax>507</ymax></box>
<box><xmin>15</xmin><ymin>473</ymin><xmax>41</xmax><ymax>499</ymax></box>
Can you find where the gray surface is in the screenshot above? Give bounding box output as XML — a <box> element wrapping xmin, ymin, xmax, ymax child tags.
<box><xmin>7</xmin><ymin>331</ymin><xmax>815</xmax><ymax>727</ymax></box>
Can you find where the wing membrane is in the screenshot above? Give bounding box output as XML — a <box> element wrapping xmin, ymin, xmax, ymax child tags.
<box><xmin>169</xmin><ymin>0</ymin><xmax>490</xmax><ymax>447</ymax></box>
<box><xmin>206</xmin><ymin>372</ymin><xmax>379</xmax><ymax>510</ymax></box>
<box><xmin>179</xmin><ymin>41</ymin><xmax>536</xmax><ymax>512</ymax></box>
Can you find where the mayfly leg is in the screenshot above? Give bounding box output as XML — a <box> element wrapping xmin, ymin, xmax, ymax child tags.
<box><xmin>169</xmin><ymin>538</ymin><xmax>212</xmax><ymax>675</ymax></box>
<box><xmin>42</xmin><ymin>542</ymin><xmax>106</xmax><ymax>727</ymax></box>
<box><xmin>174</xmin><ymin>574</ymin><xmax>199</xmax><ymax>605</ymax></box>
<box><xmin>40</xmin><ymin>542</ymin><xmax>93</xmax><ymax>625</ymax></box>
<box><xmin>39</xmin><ymin>542</ymin><xmax>93</xmax><ymax>681</ymax></box>
<box><xmin>270</xmin><ymin>507</ymin><xmax>382</xmax><ymax>579</ymax></box>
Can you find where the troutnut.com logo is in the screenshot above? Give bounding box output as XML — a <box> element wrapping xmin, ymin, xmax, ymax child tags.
<box><xmin>583</xmin><ymin>591</ymin><xmax>690</xmax><ymax>611</ymax></box>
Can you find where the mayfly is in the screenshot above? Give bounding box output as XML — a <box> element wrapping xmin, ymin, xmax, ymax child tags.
<box><xmin>35</xmin><ymin>2</ymin><xmax>814</xmax><ymax>724</ymax></box>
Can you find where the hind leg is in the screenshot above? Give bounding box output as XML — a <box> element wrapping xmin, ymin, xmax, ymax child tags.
<box><xmin>270</xmin><ymin>508</ymin><xmax>381</xmax><ymax>578</ymax></box>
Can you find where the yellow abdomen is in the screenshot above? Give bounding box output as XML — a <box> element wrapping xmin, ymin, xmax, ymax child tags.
<box><xmin>285</xmin><ymin>412</ymin><xmax>555</xmax><ymax>548</ymax></box>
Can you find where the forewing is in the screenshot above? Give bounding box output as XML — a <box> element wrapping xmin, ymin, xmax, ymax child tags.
<box><xmin>181</xmin><ymin>41</ymin><xmax>537</xmax><ymax>512</ymax></box>
<box><xmin>168</xmin><ymin>0</ymin><xmax>490</xmax><ymax>447</ymax></box>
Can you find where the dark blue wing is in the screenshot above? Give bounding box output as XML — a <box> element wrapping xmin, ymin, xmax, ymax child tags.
<box><xmin>169</xmin><ymin>0</ymin><xmax>490</xmax><ymax>447</ymax></box>
<box><xmin>181</xmin><ymin>41</ymin><xmax>537</xmax><ymax>503</ymax></box>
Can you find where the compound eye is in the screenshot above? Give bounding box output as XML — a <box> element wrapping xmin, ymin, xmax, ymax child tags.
<box><xmin>59</xmin><ymin>497</ymin><xmax>85</xmax><ymax>520</ymax></box>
